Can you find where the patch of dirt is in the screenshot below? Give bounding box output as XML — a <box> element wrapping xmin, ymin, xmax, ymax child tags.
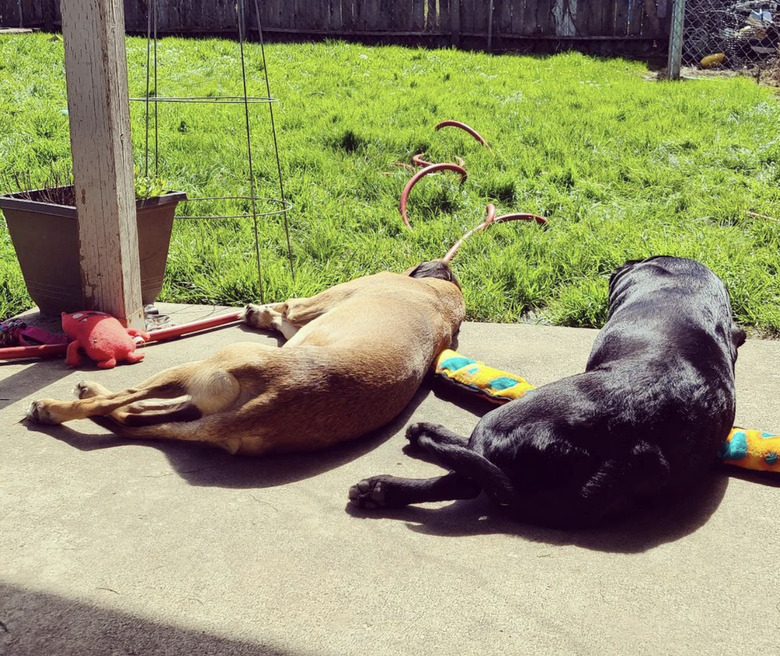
<box><xmin>652</xmin><ymin>57</ymin><xmax>780</xmax><ymax>87</ymax></box>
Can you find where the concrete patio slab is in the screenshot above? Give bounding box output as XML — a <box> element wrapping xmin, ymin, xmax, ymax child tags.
<box><xmin>1</xmin><ymin>305</ymin><xmax>778</xmax><ymax>655</ymax></box>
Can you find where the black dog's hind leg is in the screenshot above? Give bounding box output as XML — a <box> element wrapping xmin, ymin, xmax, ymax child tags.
<box><xmin>402</xmin><ymin>421</ymin><xmax>470</xmax><ymax>463</ymax></box>
<box><xmin>405</xmin><ymin>421</ymin><xmax>515</xmax><ymax>504</ymax></box>
<box><xmin>406</xmin><ymin>421</ymin><xmax>469</xmax><ymax>450</ymax></box>
<box><xmin>349</xmin><ymin>472</ymin><xmax>481</xmax><ymax>509</ymax></box>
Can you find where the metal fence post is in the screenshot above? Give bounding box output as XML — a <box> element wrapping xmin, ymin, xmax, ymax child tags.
<box><xmin>668</xmin><ymin>0</ymin><xmax>686</xmax><ymax>79</ymax></box>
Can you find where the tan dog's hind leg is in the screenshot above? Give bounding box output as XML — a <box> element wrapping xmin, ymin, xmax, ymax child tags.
<box><xmin>26</xmin><ymin>343</ymin><xmax>284</xmax><ymax>457</ymax></box>
<box><xmin>27</xmin><ymin>358</ymin><xmax>242</xmax><ymax>427</ymax></box>
<box><xmin>92</xmin><ymin>413</ymin><xmax>253</xmax><ymax>455</ymax></box>
<box><xmin>65</xmin><ymin>381</ymin><xmax>196</xmax><ymax>423</ymax></box>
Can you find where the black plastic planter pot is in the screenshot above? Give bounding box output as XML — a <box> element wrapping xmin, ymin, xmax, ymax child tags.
<box><xmin>0</xmin><ymin>186</ymin><xmax>187</xmax><ymax>316</ymax></box>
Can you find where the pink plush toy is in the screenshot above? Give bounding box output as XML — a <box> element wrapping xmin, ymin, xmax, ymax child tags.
<box><xmin>61</xmin><ymin>311</ymin><xmax>150</xmax><ymax>369</ymax></box>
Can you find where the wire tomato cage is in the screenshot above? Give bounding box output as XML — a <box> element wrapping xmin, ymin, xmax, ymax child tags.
<box><xmin>131</xmin><ymin>0</ymin><xmax>293</xmax><ymax>303</ymax></box>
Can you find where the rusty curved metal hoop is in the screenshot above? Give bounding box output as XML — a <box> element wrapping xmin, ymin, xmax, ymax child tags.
<box><xmin>412</xmin><ymin>153</ymin><xmax>465</xmax><ymax>168</ymax></box>
<box><xmin>434</xmin><ymin>120</ymin><xmax>490</xmax><ymax>148</ymax></box>
<box><xmin>399</xmin><ymin>162</ymin><xmax>468</xmax><ymax>229</ymax></box>
<box><xmin>442</xmin><ymin>205</ymin><xmax>548</xmax><ymax>263</ymax></box>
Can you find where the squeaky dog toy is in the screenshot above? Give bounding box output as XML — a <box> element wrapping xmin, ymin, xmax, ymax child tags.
<box><xmin>62</xmin><ymin>311</ymin><xmax>150</xmax><ymax>369</ymax></box>
<box><xmin>435</xmin><ymin>349</ymin><xmax>780</xmax><ymax>474</ymax></box>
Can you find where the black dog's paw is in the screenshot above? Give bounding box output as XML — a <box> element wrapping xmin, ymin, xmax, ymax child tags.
<box><xmin>348</xmin><ymin>477</ymin><xmax>390</xmax><ymax>509</ymax></box>
<box><xmin>405</xmin><ymin>422</ymin><xmax>438</xmax><ymax>450</ymax></box>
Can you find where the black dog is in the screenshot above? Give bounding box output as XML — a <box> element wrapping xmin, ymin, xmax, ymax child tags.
<box><xmin>349</xmin><ymin>256</ymin><xmax>746</xmax><ymax>527</ymax></box>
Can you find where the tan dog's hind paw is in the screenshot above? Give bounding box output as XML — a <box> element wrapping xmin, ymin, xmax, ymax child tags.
<box><xmin>26</xmin><ymin>400</ymin><xmax>63</xmax><ymax>425</ymax></box>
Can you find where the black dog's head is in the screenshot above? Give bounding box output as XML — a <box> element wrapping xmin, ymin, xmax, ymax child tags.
<box><xmin>406</xmin><ymin>260</ymin><xmax>460</xmax><ymax>288</ymax></box>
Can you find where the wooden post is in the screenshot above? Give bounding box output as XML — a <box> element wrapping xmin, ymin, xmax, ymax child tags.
<box><xmin>451</xmin><ymin>0</ymin><xmax>461</xmax><ymax>48</ymax></box>
<box><xmin>60</xmin><ymin>0</ymin><xmax>144</xmax><ymax>328</ymax></box>
<box><xmin>487</xmin><ymin>0</ymin><xmax>494</xmax><ymax>51</ymax></box>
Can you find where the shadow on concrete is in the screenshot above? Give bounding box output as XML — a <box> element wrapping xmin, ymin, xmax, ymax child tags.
<box><xmin>716</xmin><ymin>464</ymin><xmax>780</xmax><ymax>488</ymax></box>
<box><xmin>0</xmin><ymin>359</ymin><xmax>72</xmax><ymax>411</ymax></box>
<box><xmin>345</xmin><ymin>471</ymin><xmax>730</xmax><ymax>554</ymax></box>
<box><xmin>429</xmin><ymin>381</ymin><xmax>495</xmax><ymax>421</ymax></box>
<box><xmin>0</xmin><ymin>582</ymin><xmax>301</xmax><ymax>656</ymax></box>
<box><xmin>23</xmin><ymin>384</ymin><xmax>433</xmax><ymax>490</ymax></box>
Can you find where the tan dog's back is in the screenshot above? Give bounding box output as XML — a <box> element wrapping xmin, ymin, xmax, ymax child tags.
<box><xmin>255</xmin><ymin>272</ymin><xmax>465</xmax><ymax>452</ymax></box>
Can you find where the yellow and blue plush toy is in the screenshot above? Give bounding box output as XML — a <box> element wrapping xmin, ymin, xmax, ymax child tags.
<box><xmin>435</xmin><ymin>349</ymin><xmax>780</xmax><ymax>474</ymax></box>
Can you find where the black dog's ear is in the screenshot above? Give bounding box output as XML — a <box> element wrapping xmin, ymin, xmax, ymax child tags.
<box><xmin>732</xmin><ymin>325</ymin><xmax>746</xmax><ymax>349</ymax></box>
<box><xmin>607</xmin><ymin>259</ymin><xmax>641</xmax><ymax>298</ymax></box>
<box><xmin>407</xmin><ymin>260</ymin><xmax>460</xmax><ymax>287</ymax></box>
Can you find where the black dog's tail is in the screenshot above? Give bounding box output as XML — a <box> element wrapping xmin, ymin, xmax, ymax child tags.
<box><xmin>414</xmin><ymin>436</ymin><xmax>516</xmax><ymax>504</ymax></box>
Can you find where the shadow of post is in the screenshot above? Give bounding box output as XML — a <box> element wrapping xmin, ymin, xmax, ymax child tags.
<box><xmin>0</xmin><ymin>359</ymin><xmax>73</xmax><ymax>411</ymax></box>
<box><xmin>0</xmin><ymin>581</ymin><xmax>303</xmax><ymax>656</ymax></box>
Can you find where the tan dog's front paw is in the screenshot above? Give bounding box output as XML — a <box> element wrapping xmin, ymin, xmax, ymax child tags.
<box><xmin>27</xmin><ymin>400</ymin><xmax>63</xmax><ymax>425</ymax></box>
<box><xmin>243</xmin><ymin>304</ymin><xmax>277</xmax><ymax>330</ymax></box>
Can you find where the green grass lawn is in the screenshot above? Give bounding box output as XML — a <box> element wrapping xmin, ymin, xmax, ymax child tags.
<box><xmin>2</xmin><ymin>34</ymin><xmax>779</xmax><ymax>334</ymax></box>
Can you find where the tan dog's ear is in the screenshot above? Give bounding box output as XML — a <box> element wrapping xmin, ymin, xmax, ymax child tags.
<box><xmin>406</xmin><ymin>260</ymin><xmax>459</xmax><ymax>287</ymax></box>
<box><xmin>401</xmin><ymin>261</ymin><xmax>444</xmax><ymax>275</ymax></box>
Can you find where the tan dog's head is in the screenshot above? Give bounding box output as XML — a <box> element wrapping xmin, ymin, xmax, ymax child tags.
<box><xmin>405</xmin><ymin>260</ymin><xmax>460</xmax><ymax>289</ymax></box>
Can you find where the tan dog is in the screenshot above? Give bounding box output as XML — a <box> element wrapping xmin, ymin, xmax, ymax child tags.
<box><xmin>27</xmin><ymin>261</ymin><xmax>465</xmax><ymax>456</ymax></box>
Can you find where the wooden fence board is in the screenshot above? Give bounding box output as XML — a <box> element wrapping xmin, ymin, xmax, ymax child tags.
<box><xmin>411</xmin><ymin>0</ymin><xmax>425</xmax><ymax>31</ymax></box>
<box><xmin>301</xmin><ymin>0</ymin><xmax>327</xmax><ymax>31</ymax></box>
<box><xmin>358</xmin><ymin>0</ymin><xmax>377</xmax><ymax>30</ymax></box>
<box><xmin>572</xmin><ymin>0</ymin><xmax>590</xmax><ymax>36</ymax></box>
<box><xmin>388</xmin><ymin>0</ymin><xmax>402</xmax><ymax>31</ymax></box>
<box><xmin>512</xmin><ymin>0</ymin><xmax>528</xmax><ymax>35</ymax></box>
<box><xmin>283</xmin><ymin>0</ymin><xmax>298</xmax><ymax>30</ymax></box>
<box><xmin>536</xmin><ymin>0</ymin><xmax>552</xmax><ymax>35</ymax></box>
<box><xmin>0</xmin><ymin>0</ymin><xmax>672</xmax><ymax>48</ymax></box>
<box><xmin>496</xmin><ymin>0</ymin><xmax>512</xmax><ymax>34</ymax></box>
<box><xmin>0</xmin><ymin>1</ymin><xmax>20</xmax><ymax>27</ymax></box>
<box><xmin>595</xmin><ymin>0</ymin><xmax>612</xmax><ymax>36</ymax></box>
<box><xmin>641</xmin><ymin>0</ymin><xmax>663</xmax><ymax>37</ymax></box>
<box><xmin>425</xmin><ymin>0</ymin><xmax>438</xmax><ymax>31</ymax></box>
<box><xmin>589</xmin><ymin>0</ymin><xmax>607</xmax><ymax>35</ymax></box>
<box><xmin>338</xmin><ymin>0</ymin><xmax>354</xmax><ymax>31</ymax></box>
<box><xmin>325</xmin><ymin>0</ymin><xmax>342</xmax><ymax>31</ymax></box>
<box><xmin>523</xmin><ymin>0</ymin><xmax>539</xmax><ymax>35</ymax></box>
<box><xmin>458</xmin><ymin>0</ymin><xmax>473</xmax><ymax>35</ymax></box>
<box><xmin>256</xmin><ymin>0</ymin><xmax>279</xmax><ymax>33</ymax></box>
<box><xmin>628</xmin><ymin>0</ymin><xmax>643</xmax><ymax>36</ymax></box>
<box><xmin>600</xmin><ymin>2</ymin><xmax>620</xmax><ymax>36</ymax></box>
<box><xmin>613</xmin><ymin>0</ymin><xmax>628</xmax><ymax>36</ymax></box>
<box><xmin>470</xmin><ymin>0</ymin><xmax>488</xmax><ymax>34</ymax></box>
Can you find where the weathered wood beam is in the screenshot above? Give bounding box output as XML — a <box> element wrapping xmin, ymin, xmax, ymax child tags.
<box><xmin>60</xmin><ymin>0</ymin><xmax>144</xmax><ymax>328</ymax></box>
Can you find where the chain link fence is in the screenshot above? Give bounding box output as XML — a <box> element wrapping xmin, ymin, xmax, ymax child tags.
<box><xmin>681</xmin><ymin>0</ymin><xmax>778</xmax><ymax>71</ymax></box>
